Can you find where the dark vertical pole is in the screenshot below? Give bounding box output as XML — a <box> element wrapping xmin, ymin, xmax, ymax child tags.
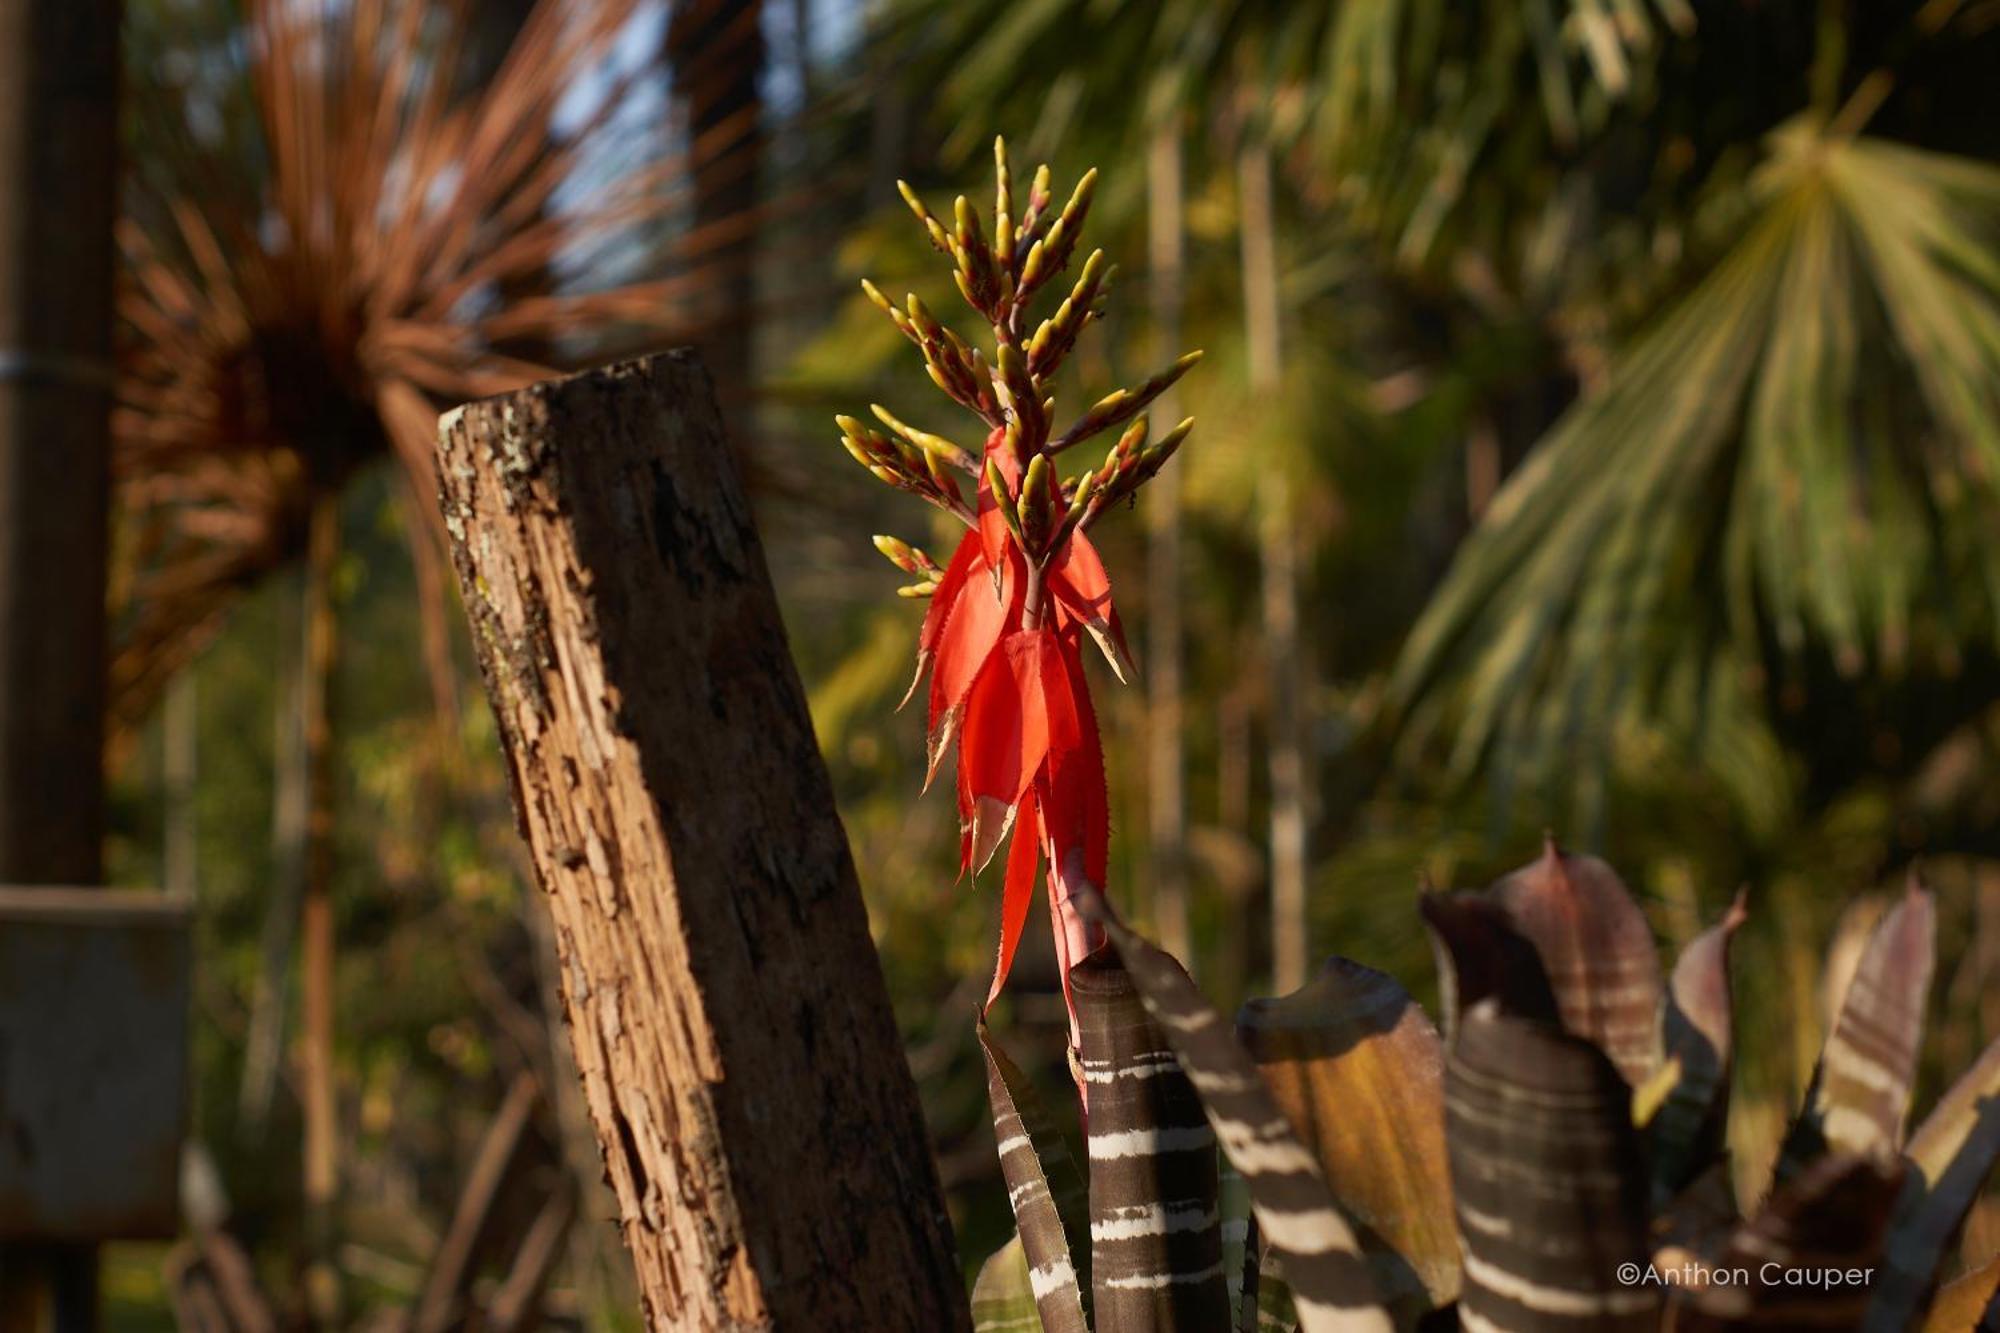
<box><xmin>667</xmin><ymin>0</ymin><xmax>764</xmax><ymax>418</ymax></box>
<box><xmin>0</xmin><ymin>0</ymin><xmax>123</xmax><ymax>1329</ymax></box>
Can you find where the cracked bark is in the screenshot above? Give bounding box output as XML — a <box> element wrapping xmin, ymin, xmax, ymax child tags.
<box><xmin>434</xmin><ymin>352</ymin><xmax>969</xmax><ymax>1332</ymax></box>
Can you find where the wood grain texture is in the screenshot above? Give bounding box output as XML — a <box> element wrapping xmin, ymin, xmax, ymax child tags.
<box><xmin>435</xmin><ymin>352</ymin><xmax>968</xmax><ymax>1332</ymax></box>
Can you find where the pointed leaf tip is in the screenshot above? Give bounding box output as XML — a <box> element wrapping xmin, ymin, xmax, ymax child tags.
<box><xmin>969</xmin><ymin>795</ymin><xmax>1016</xmax><ymax>873</ymax></box>
<box><xmin>896</xmin><ymin>648</ymin><xmax>933</xmax><ymax>712</ymax></box>
<box><xmin>1487</xmin><ymin>844</ymin><xmax>1664</xmax><ymax>1088</ymax></box>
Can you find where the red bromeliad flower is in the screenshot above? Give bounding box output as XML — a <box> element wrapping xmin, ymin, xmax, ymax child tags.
<box><xmin>919</xmin><ymin>429</ymin><xmax>1124</xmax><ymax>1029</ymax></box>
<box><xmin>839</xmin><ymin>139</ymin><xmax>1199</xmax><ymax>1051</ymax></box>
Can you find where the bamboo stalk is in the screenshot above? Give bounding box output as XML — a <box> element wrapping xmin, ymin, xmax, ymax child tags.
<box><xmin>1238</xmin><ymin>138</ymin><xmax>1309</xmax><ymax>994</ymax></box>
<box><xmin>409</xmin><ymin>1073</ymin><xmax>540</xmax><ymax>1333</ymax></box>
<box><xmin>1145</xmin><ymin>121</ymin><xmax>1190</xmax><ymax>964</ymax></box>
<box><xmin>484</xmin><ymin>1186</ymin><xmax>576</xmax><ymax>1333</ymax></box>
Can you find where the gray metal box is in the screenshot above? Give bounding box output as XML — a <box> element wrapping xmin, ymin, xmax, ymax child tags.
<box><xmin>0</xmin><ymin>887</ymin><xmax>192</xmax><ymax>1238</ymax></box>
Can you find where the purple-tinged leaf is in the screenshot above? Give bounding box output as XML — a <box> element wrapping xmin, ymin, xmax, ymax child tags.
<box><xmin>979</xmin><ymin>1021</ymin><xmax>1090</xmax><ymax>1333</ymax></box>
<box><xmin>1445</xmin><ymin>1000</ymin><xmax>1658</xmax><ymax>1332</ymax></box>
<box><xmin>1776</xmin><ymin>877</ymin><xmax>1935</xmax><ymax>1186</ymax></box>
<box><xmin>1865</xmin><ymin>1033</ymin><xmax>2000</xmax><ymax>1331</ymax></box>
<box><xmin>1239</xmin><ymin>960</ymin><xmax>1459</xmax><ymax>1319</ymax></box>
<box><xmin>1071</xmin><ymin>956</ymin><xmax>1229</xmax><ymax>1330</ymax></box>
<box><xmin>1651</xmin><ymin>1160</ymin><xmax>1741</xmax><ymax>1265</ymax></box>
<box><xmin>1418</xmin><ymin>892</ymin><xmax>1560</xmax><ymax>1036</ymax></box>
<box><xmin>1483</xmin><ymin>839</ymin><xmax>1664</xmax><ymax>1089</ymax></box>
<box><xmin>1073</xmin><ymin>885</ymin><xmax>1393</xmax><ymax>1332</ymax></box>
<box><xmin>1652</xmin><ymin>891</ymin><xmax>1748</xmax><ymax>1205</ymax></box>
<box><xmin>1675</xmin><ymin>1155</ymin><xmax>1902</xmax><ymax>1330</ymax></box>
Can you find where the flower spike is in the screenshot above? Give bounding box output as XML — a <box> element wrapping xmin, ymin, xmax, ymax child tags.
<box><xmin>838</xmin><ymin>142</ymin><xmax>1201</xmax><ymax>1059</ymax></box>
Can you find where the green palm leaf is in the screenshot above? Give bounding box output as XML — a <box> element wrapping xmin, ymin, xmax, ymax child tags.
<box><xmin>1388</xmin><ymin>123</ymin><xmax>2000</xmax><ymax>799</ymax></box>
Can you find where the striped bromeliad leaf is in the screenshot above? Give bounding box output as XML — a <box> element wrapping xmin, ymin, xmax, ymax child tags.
<box><xmin>1478</xmin><ymin>840</ymin><xmax>1664</xmax><ymax>1089</ymax></box>
<box><xmin>972</xmin><ymin>839</ymin><xmax>2000</xmax><ymax>1331</ymax></box>
<box><xmin>1073</xmin><ymin>883</ymin><xmax>1394</xmax><ymax>1333</ymax></box>
<box><xmin>1650</xmin><ymin>891</ymin><xmax>1748</xmax><ymax>1208</ymax></box>
<box><xmin>1445</xmin><ymin>999</ymin><xmax>1658</xmax><ymax>1332</ymax></box>
<box><xmin>1673</xmin><ymin>1155</ymin><xmax>1904</xmax><ymax>1330</ymax></box>
<box><xmin>1865</xmin><ymin>1033</ymin><xmax>2000</xmax><ymax>1330</ymax></box>
<box><xmin>1257</xmin><ymin>1255</ymin><xmax>1303</xmax><ymax>1332</ymax></box>
<box><xmin>980</xmin><ymin>1022</ymin><xmax>1091</xmax><ymax>1333</ymax></box>
<box><xmin>1222</xmin><ymin>1188</ymin><xmax>1317</xmax><ymax>1333</ymax></box>
<box><xmin>1071</xmin><ymin>956</ymin><xmax>1230</xmax><ymax>1330</ymax></box>
<box><xmin>1650</xmin><ymin>1161</ymin><xmax>1741</xmax><ymax>1274</ymax></box>
<box><xmin>1774</xmin><ymin>878</ymin><xmax>1936</xmax><ymax>1184</ymax></box>
<box><xmin>1238</xmin><ymin>960</ymin><xmax>1459</xmax><ymax>1319</ymax></box>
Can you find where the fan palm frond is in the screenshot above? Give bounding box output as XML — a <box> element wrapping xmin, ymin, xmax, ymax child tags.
<box><xmin>1388</xmin><ymin>122</ymin><xmax>2000</xmax><ymax>804</ymax></box>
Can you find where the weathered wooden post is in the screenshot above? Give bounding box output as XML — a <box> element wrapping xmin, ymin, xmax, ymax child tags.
<box><xmin>434</xmin><ymin>352</ymin><xmax>970</xmax><ymax>1332</ymax></box>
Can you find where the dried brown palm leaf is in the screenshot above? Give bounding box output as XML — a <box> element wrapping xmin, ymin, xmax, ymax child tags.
<box><xmin>113</xmin><ymin>0</ymin><xmax>766</xmax><ymax>732</ymax></box>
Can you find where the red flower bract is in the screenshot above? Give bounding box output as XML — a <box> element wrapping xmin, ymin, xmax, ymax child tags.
<box><xmin>909</xmin><ymin>434</ymin><xmax>1126</xmax><ymax>1041</ymax></box>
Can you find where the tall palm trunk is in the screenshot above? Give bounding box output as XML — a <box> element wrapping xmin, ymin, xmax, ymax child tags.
<box><xmin>1145</xmin><ymin>122</ymin><xmax>1190</xmax><ymax>964</ymax></box>
<box><xmin>1238</xmin><ymin>139</ymin><xmax>1308</xmax><ymax>994</ymax></box>
<box><xmin>239</xmin><ymin>570</ymin><xmax>306</xmax><ymax>1134</ymax></box>
<box><xmin>668</xmin><ymin>0</ymin><xmax>765</xmax><ymax>417</ymax></box>
<box><xmin>299</xmin><ymin>492</ymin><xmax>342</xmax><ymax>1328</ymax></box>
<box><xmin>473</xmin><ymin>0</ymin><xmax>554</xmax><ymax>373</ymax></box>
